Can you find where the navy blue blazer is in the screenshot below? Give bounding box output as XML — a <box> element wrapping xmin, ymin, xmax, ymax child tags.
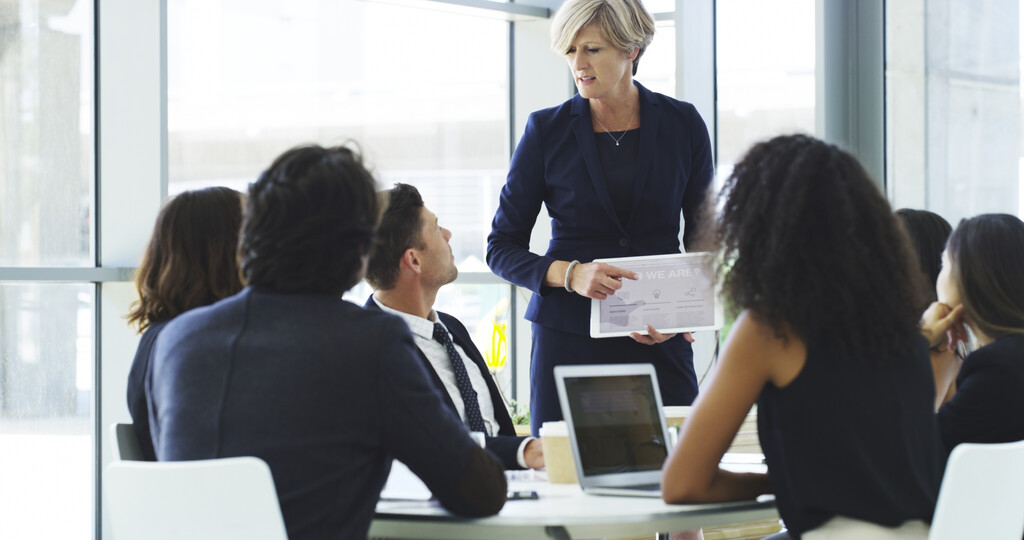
<box><xmin>148</xmin><ymin>287</ymin><xmax>506</xmax><ymax>539</ymax></box>
<box><xmin>363</xmin><ymin>296</ymin><xmax>527</xmax><ymax>469</ymax></box>
<box><xmin>126</xmin><ymin>319</ymin><xmax>169</xmax><ymax>461</ymax></box>
<box><xmin>487</xmin><ymin>81</ymin><xmax>714</xmax><ymax>336</ymax></box>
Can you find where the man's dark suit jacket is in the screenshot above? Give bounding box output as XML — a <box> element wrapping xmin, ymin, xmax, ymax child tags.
<box><xmin>364</xmin><ymin>296</ymin><xmax>529</xmax><ymax>469</ymax></box>
<box><xmin>148</xmin><ymin>287</ymin><xmax>506</xmax><ymax>540</ymax></box>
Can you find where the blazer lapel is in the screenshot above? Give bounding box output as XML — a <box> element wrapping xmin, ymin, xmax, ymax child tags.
<box><xmin>627</xmin><ymin>82</ymin><xmax>660</xmax><ymax>227</ymax></box>
<box><xmin>571</xmin><ymin>94</ymin><xmax>626</xmax><ymax>233</ymax></box>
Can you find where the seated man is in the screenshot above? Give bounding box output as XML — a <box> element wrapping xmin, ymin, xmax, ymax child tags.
<box><xmin>365</xmin><ymin>183</ymin><xmax>544</xmax><ymax>471</ymax></box>
<box><xmin>147</xmin><ymin>146</ymin><xmax>506</xmax><ymax>540</ymax></box>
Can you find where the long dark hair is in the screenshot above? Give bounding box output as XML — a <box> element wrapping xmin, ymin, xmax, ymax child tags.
<box><xmin>896</xmin><ymin>208</ymin><xmax>952</xmax><ymax>305</ymax></box>
<box><xmin>946</xmin><ymin>213</ymin><xmax>1024</xmax><ymax>340</ymax></box>
<box><xmin>715</xmin><ymin>134</ymin><xmax>925</xmax><ymax>364</ymax></box>
<box><xmin>240</xmin><ymin>144</ymin><xmax>379</xmax><ymax>295</ymax></box>
<box><xmin>127</xmin><ymin>187</ymin><xmax>245</xmax><ymax>332</ymax></box>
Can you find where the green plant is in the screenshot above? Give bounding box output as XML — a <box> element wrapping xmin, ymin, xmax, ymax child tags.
<box><xmin>507</xmin><ymin>400</ymin><xmax>530</xmax><ymax>426</ymax></box>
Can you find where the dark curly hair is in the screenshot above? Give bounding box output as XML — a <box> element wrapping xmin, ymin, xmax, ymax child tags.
<box><xmin>365</xmin><ymin>183</ymin><xmax>426</xmax><ymax>291</ymax></box>
<box><xmin>946</xmin><ymin>213</ymin><xmax>1024</xmax><ymax>340</ymax></box>
<box><xmin>715</xmin><ymin>134</ymin><xmax>926</xmax><ymax>364</ymax></box>
<box><xmin>240</xmin><ymin>144</ymin><xmax>379</xmax><ymax>295</ymax></box>
<box><xmin>127</xmin><ymin>187</ymin><xmax>245</xmax><ymax>332</ymax></box>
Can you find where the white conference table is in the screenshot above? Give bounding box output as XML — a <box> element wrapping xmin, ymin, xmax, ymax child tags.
<box><xmin>371</xmin><ymin>470</ymin><xmax>778</xmax><ymax>540</ymax></box>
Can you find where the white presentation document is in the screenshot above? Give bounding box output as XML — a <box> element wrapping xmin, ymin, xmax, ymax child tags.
<box><xmin>379</xmin><ymin>460</ymin><xmax>432</xmax><ymax>501</ymax></box>
<box><xmin>589</xmin><ymin>252</ymin><xmax>723</xmax><ymax>338</ymax></box>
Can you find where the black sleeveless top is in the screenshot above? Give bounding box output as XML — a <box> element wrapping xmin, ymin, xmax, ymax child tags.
<box><xmin>757</xmin><ymin>335</ymin><xmax>944</xmax><ymax>538</ymax></box>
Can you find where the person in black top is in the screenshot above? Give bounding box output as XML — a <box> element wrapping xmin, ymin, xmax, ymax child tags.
<box><xmin>895</xmin><ymin>208</ymin><xmax>962</xmax><ymax>409</ymax></box>
<box><xmin>896</xmin><ymin>209</ymin><xmax>952</xmax><ymax>305</ymax></box>
<box><xmin>920</xmin><ymin>214</ymin><xmax>1024</xmax><ymax>454</ymax></box>
<box><xmin>125</xmin><ymin>187</ymin><xmax>245</xmax><ymax>460</ymax></box>
<box><xmin>662</xmin><ymin>135</ymin><xmax>944</xmax><ymax>539</ymax></box>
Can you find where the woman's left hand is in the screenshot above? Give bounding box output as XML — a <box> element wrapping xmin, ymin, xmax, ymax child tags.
<box><xmin>920</xmin><ymin>302</ymin><xmax>965</xmax><ymax>348</ymax></box>
<box><xmin>630</xmin><ymin>326</ymin><xmax>694</xmax><ymax>346</ymax></box>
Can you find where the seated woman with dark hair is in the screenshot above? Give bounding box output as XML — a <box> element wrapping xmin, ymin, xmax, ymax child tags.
<box><xmin>661</xmin><ymin>135</ymin><xmax>944</xmax><ymax>539</ymax></box>
<box><xmin>921</xmin><ymin>213</ymin><xmax>1024</xmax><ymax>454</ymax></box>
<box><xmin>895</xmin><ymin>208</ymin><xmax>961</xmax><ymax>409</ymax></box>
<box><xmin>125</xmin><ymin>186</ymin><xmax>245</xmax><ymax>460</ymax></box>
<box><xmin>896</xmin><ymin>208</ymin><xmax>952</xmax><ymax>304</ymax></box>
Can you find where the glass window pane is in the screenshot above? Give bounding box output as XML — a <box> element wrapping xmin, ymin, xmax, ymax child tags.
<box><xmin>640</xmin><ymin>21</ymin><xmax>675</xmax><ymax>97</ymax></box>
<box><xmin>434</xmin><ymin>283</ymin><xmax>513</xmax><ymax>387</ymax></box>
<box><xmin>436</xmin><ymin>283</ymin><xmax>514</xmax><ymax>403</ymax></box>
<box><xmin>0</xmin><ymin>283</ymin><xmax>94</xmax><ymax>539</ymax></box>
<box><xmin>716</xmin><ymin>0</ymin><xmax>815</xmax><ymax>175</ymax></box>
<box><xmin>0</xmin><ymin>1</ymin><xmax>94</xmax><ymax>267</ymax></box>
<box><xmin>886</xmin><ymin>1</ymin><xmax>1020</xmax><ymax>219</ymax></box>
<box><xmin>644</xmin><ymin>0</ymin><xmax>676</xmax><ymax>14</ymax></box>
<box><xmin>167</xmin><ymin>0</ymin><xmax>510</xmax><ymax>270</ymax></box>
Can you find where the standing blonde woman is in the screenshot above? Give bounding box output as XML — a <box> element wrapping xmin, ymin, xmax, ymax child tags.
<box><xmin>487</xmin><ymin>0</ymin><xmax>713</xmax><ymax>435</ymax></box>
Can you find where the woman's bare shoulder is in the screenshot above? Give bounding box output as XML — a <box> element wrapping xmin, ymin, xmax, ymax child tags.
<box><xmin>729</xmin><ymin>310</ymin><xmax>807</xmax><ymax>387</ymax></box>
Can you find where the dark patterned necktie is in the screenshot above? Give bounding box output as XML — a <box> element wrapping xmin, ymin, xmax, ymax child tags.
<box><xmin>432</xmin><ymin>322</ymin><xmax>487</xmax><ymax>433</ymax></box>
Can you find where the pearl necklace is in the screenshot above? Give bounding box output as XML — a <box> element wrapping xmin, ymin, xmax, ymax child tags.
<box><xmin>593</xmin><ymin>103</ymin><xmax>638</xmax><ymax>147</ymax></box>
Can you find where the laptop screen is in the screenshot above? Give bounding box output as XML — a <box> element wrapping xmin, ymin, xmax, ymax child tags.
<box><xmin>561</xmin><ymin>373</ymin><xmax>669</xmax><ymax>477</ymax></box>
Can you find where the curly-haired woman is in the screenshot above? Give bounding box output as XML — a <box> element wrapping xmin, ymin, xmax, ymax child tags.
<box><xmin>662</xmin><ymin>135</ymin><xmax>944</xmax><ymax>539</ymax></box>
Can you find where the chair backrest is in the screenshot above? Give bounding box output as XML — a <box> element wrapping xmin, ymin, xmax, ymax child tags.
<box><xmin>105</xmin><ymin>456</ymin><xmax>288</xmax><ymax>540</ymax></box>
<box><xmin>110</xmin><ymin>423</ymin><xmax>145</xmax><ymax>461</ymax></box>
<box><xmin>929</xmin><ymin>439</ymin><xmax>1024</xmax><ymax>540</ymax></box>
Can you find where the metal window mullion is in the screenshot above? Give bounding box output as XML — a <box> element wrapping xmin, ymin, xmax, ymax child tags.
<box><xmin>676</xmin><ymin>0</ymin><xmax>717</xmax><ymax>161</ymax></box>
<box><xmin>0</xmin><ymin>267</ymin><xmax>133</xmax><ymax>283</ymax></box>
<box><xmin>816</xmin><ymin>0</ymin><xmax>885</xmax><ymax>188</ymax></box>
<box><xmin>395</xmin><ymin>0</ymin><xmax>549</xmax><ymax>20</ymax></box>
<box><xmin>96</xmin><ymin>2</ymin><xmax>167</xmax><ymax>539</ymax></box>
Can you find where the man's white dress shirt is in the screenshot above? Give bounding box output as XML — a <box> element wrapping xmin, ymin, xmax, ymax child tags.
<box><xmin>374</xmin><ymin>297</ymin><xmax>532</xmax><ymax>467</ymax></box>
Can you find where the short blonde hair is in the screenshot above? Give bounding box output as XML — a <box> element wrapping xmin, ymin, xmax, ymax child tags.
<box><xmin>550</xmin><ymin>0</ymin><xmax>655</xmax><ymax>76</ymax></box>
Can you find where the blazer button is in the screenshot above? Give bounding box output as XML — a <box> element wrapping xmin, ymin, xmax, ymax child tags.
<box><xmin>619</xmin><ymin>238</ymin><xmax>628</xmax><ymax>247</ymax></box>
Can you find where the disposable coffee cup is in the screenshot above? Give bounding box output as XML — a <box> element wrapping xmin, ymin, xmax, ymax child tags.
<box><xmin>539</xmin><ymin>421</ymin><xmax>578</xmax><ymax>484</ymax></box>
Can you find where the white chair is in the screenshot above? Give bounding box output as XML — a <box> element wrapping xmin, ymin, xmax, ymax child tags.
<box><xmin>105</xmin><ymin>456</ymin><xmax>288</xmax><ymax>540</ymax></box>
<box><xmin>110</xmin><ymin>423</ymin><xmax>146</xmax><ymax>461</ymax></box>
<box><xmin>929</xmin><ymin>439</ymin><xmax>1024</xmax><ymax>540</ymax></box>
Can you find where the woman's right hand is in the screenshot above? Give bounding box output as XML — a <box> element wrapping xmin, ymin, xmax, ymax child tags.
<box><xmin>568</xmin><ymin>262</ymin><xmax>638</xmax><ymax>300</ymax></box>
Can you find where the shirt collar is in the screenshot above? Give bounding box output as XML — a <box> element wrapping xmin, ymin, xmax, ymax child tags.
<box><xmin>372</xmin><ymin>296</ymin><xmax>442</xmax><ymax>341</ymax></box>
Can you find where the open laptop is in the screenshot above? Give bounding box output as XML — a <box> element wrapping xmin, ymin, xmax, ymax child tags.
<box><xmin>554</xmin><ymin>363</ymin><xmax>670</xmax><ymax>498</ymax></box>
